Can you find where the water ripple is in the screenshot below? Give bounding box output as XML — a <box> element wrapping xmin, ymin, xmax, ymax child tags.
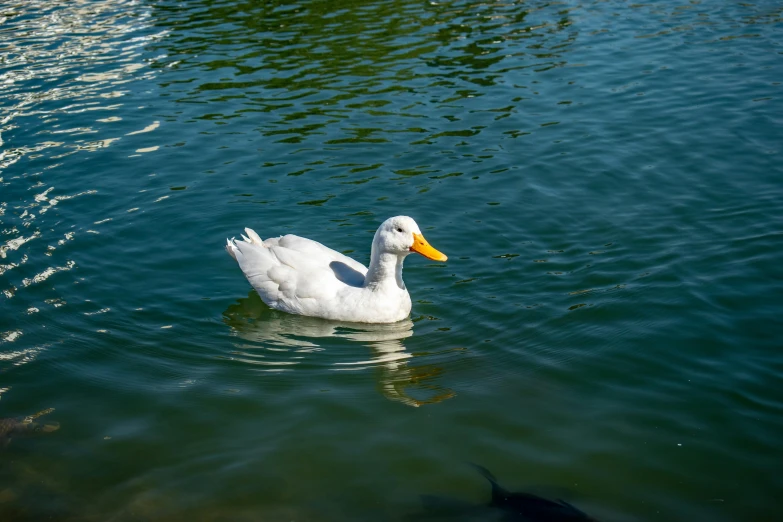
<box><xmin>0</xmin><ymin>0</ymin><xmax>782</xmax><ymax>520</ymax></box>
<box><xmin>222</xmin><ymin>292</ymin><xmax>457</xmax><ymax>408</ymax></box>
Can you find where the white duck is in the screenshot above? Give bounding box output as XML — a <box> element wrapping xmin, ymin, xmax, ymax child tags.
<box><xmin>226</xmin><ymin>216</ymin><xmax>447</xmax><ymax>323</ymax></box>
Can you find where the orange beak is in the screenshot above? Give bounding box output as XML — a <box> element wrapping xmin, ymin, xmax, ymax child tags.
<box><xmin>410</xmin><ymin>232</ymin><xmax>448</xmax><ymax>262</ymax></box>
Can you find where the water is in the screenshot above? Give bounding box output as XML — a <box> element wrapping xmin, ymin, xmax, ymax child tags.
<box><xmin>1</xmin><ymin>0</ymin><xmax>781</xmax><ymax>520</ymax></box>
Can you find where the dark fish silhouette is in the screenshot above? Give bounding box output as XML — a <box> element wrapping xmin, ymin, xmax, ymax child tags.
<box><xmin>0</xmin><ymin>408</ymin><xmax>59</xmax><ymax>447</ymax></box>
<box><xmin>473</xmin><ymin>464</ymin><xmax>598</xmax><ymax>522</ymax></box>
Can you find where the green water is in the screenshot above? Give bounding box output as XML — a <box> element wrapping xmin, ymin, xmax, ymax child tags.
<box><xmin>1</xmin><ymin>0</ymin><xmax>781</xmax><ymax>520</ymax></box>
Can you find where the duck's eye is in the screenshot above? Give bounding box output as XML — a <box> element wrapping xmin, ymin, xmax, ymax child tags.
<box><xmin>396</xmin><ymin>227</ymin><xmax>403</xmax><ymax>233</ymax></box>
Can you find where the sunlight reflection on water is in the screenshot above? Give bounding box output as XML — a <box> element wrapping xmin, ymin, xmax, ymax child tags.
<box><xmin>0</xmin><ymin>0</ymin><xmax>165</xmax><ymax>368</ymax></box>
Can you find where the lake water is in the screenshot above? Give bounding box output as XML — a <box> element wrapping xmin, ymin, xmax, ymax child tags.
<box><xmin>1</xmin><ymin>0</ymin><xmax>781</xmax><ymax>520</ymax></box>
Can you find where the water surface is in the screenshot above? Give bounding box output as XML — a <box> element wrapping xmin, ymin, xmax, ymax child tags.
<box><xmin>1</xmin><ymin>0</ymin><xmax>782</xmax><ymax>520</ymax></box>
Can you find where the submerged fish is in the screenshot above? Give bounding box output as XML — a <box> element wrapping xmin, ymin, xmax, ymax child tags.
<box><xmin>0</xmin><ymin>408</ymin><xmax>59</xmax><ymax>447</ymax></box>
<box><xmin>473</xmin><ymin>464</ymin><xmax>599</xmax><ymax>522</ymax></box>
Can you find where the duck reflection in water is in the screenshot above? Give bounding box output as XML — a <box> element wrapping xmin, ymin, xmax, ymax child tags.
<box><xmin>414</xmin><ymin>465</ymin><xmax>599</xmax><ymax>522</ymax></box>
<box><xmin>222</xmin><ymin>292</ymin><xmax>455</xmax><ymax>407</ymax></box>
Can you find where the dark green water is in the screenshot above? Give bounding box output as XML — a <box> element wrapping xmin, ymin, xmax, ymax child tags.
<box><xmin>1</xmin><ymin>0</ymin><xmax>781</xmax><ymax>520</ymax></box>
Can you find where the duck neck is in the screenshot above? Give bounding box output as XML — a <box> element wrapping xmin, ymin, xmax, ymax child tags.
<box><xmin>364</xmin><ymin>248</ymin><xmax>407</xmax><ymax>291</ymax></box>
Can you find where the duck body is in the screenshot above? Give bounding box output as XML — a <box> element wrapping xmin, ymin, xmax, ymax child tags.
<box><xmin>226</xmin><ymin>216</ymin><xmax>446</xmax><ymax>324</ymax></box>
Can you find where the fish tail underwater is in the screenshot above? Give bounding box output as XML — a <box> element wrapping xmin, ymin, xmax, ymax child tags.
<box><xmin>471</xmin><ymin>464</ymin><xmax>598</xmax><ymax>521</ymax></box>
<box><xmin>471</xmin><ymin>463</ymin><xmax>507</xmax><ymax>502</ymax></box>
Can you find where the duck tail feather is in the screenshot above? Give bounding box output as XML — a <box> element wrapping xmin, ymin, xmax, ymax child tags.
<box><xmin>226</xmin><ymin>238</ymin><xmax>238</xmax><ymax>261</ymax></box>
<box><xmin>243</xmin><ymin>228</ymin><xmax>264</xmax><ymax>245</ymax></box>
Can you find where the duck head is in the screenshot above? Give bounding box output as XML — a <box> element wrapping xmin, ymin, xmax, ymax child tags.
<box><xmin>374</xmin><ymin>216</ymin><xmax>448</xmax><ymax>262</ymax></box>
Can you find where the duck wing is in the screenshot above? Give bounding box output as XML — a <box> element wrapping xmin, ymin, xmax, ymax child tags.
<box><xmin>226</xmin><ymin>229</ymin><xmax>367</xmax><ymax>314</ymax></box>
<box><xmin>271</xmin><ymin>234</ymin><xmax>367</xmax><ymax>275</ymax></box>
